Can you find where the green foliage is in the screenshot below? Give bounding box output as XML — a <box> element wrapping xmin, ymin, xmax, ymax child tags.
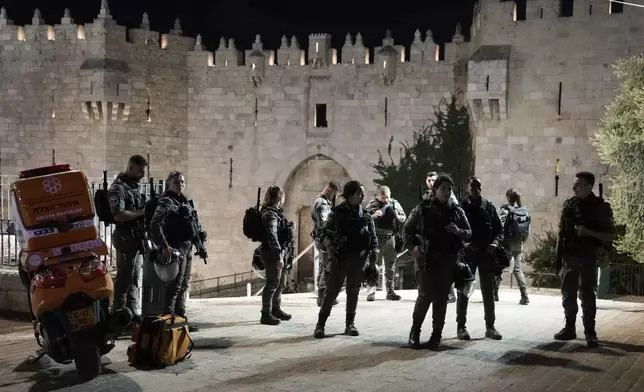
<box><xmin>593</xmin><ymin>55</ymin><xmax>644</xmax><ymax>263</ymax></box>
<box><xmin>371</xmin><ymin>91</ymin><xmax>474</xmax><ymax>210</ymax></box>
<box><xmin>524</xmin><ymin>226</ymin><xmax>636</xmax><ymax>289</ymax></box>
<box><xmin>523</xmin><ymin>228</ymin><xmax>560</xmax><ymax>288</ymax></box>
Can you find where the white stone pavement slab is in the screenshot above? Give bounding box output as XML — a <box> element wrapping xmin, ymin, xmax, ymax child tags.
<box><xmin>0</xmin><ymin>288</ymin><xmax>643</xmax><ymax>392</ymax></box>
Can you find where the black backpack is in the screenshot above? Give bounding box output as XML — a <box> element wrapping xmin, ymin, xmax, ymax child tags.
<box><xmin>504</xmin><ymin>205</ymin><xmax>531</xmax><ymax>244</ymax></box>
<box><xmin>243</xmin><ymin>188</ymin><xmax>264</xmax><ymax>242</ymax></box>
<box><xmin>94</xmin><ymin>171</ymin><xmax>116</xmax><ymax>225</ymax></box>
<box><xmin>144</xmin><ymin>196</ymin><xmax>160</xmax><ymax>234</ymax></box>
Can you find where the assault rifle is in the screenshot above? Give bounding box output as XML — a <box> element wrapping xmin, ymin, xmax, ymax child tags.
<box><xmin>283</xmin><ymin>221</ymin><xmax>296</xmax><ymax>274</ymax></box>
<box><xmin>188</xmin><ymin>200</ymin><xmax>208</xmax><ymax>264</ymax></box>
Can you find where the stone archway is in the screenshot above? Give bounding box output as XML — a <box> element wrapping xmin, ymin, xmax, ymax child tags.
<box><xmin>281</xmin><ymin>154</ymin><xmax>352</xmax><ymax>289</ymax></box>
<box><xmin>273</xmin><ymin>142</ymin><xmax>363</xmax><ymax>189</ymax></box>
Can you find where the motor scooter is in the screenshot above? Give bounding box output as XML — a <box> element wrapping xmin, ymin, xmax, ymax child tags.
<box><xmin>11</xmin><ymin>164</ymin><xmax>128</xmax><ymax>381</ymax></box>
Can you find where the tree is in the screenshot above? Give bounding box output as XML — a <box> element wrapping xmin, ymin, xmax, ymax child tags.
<box><xmin>593</xmin><ymin>55</ymin><xmax>644</xmax><ymax>262</ymax></box>
<box><xmin>371</xmin><ymin>91</ymin><xmax>474</xmax><ymax>211</ymax></box>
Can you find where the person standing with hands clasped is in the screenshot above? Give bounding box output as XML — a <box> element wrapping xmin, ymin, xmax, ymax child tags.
<box><xmin>404</xmin><ymin>175</ymin><xmax>471</xmax><ymax>350</ymax></box>
<box><xmin>554</xmin><ymin>172</ymin><xmax>615</xmax><ymax>348</ymax></box>
<box><xmin>313</xmin><ymin>181</ymin><xmax>379</xmax><ymax>339</ymax></box>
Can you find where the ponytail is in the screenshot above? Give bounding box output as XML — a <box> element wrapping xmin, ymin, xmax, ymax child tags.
<box><xmin>506</xmin><ymin>188</ymin><xmax>522</xmax><ymax>207</ymax></box>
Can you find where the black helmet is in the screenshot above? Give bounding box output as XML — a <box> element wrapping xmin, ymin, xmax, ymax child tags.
<box><xmin>251</xmin><ymin>246</ymin><xmax>266</xmax><ymax>279</ymax></box>
<box><xmin>363</xmin><ymin>263</ymin><xmax>381</xmax><ymax>287</ymax></box>
<box><xmin>453</xmin><ymin>260</ymin><xmax>476</xmax><ymax>298</ymax></box>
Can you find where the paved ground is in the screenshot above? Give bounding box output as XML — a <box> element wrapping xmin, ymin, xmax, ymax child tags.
<box><xmin>1</xmin><ymin>287</ymin><xmax>644</xmax><ymax>392</ymax></box>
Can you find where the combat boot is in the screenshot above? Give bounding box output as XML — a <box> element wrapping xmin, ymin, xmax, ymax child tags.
<box><xmin>260</xmin><ymin>311</ymin><xmax>280</xmax><ymax>326</ymax></box>
<box><xmin>427</xmin><ymin>332</ymin><xmax>441</xmax><ymax>350</ymax></box>
<box><xmin>345</xmin><ymin>313</ymin><xmax>359</xmax><ymax>336</ymax></box>
<box><xmin>272</xmin><ymin>308</ymin><xmax>292</xmax><ymax>321</ymax></box>
<box><xmin>554</xmin><ymin>319</ymin><xmax>577</xmax><ymax>341</ymax></box>
<box><xmin>408</xmin><ymin>321</ymin><xmax>422</xmax><ymax>349</ymax></box>
<box><xmin>485</xmin><ymin>326</ymin><xmax>502</xmax><ymax>340</ymax></box>
<box><xmin>583</xmin><ymin>317</ymin><xmax>598</xmax><ymax>348</ymax></box>
<box><xmin>314</xmin><ymin>312</ymin><xmax>329</xmax><ymax>339</ymax></box>
<box><xmin>519</xmin><ymin>288</ymin><xmax>529</xmax><ymax>305</ymax></box>
<box><xmin>386</xmin><ymin>290</ymin><xmax>401</xmax><ymax>301</ymax></box>
<box><xmin>457</xmin><ymin>326</ymin><xmax>470</xmax><ymax>340</ymax></box>
<box><xmin>456</xmin><ymin>294</ymin><xmax>469</xmax><ymax>340</ymax></box>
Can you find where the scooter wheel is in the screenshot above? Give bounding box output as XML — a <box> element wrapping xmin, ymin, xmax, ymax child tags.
<box><xmin>74</xmin><ymin>345</ymin><xmax>101</xmax><ymax>381</ymax></box>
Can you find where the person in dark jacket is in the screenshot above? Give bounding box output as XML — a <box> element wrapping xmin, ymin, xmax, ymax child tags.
<box><xmin>258</xmin><ymin>186</ymin><xmax>293</xmax><ymax>326</ymax></box>
<box><xmin>314</xmin><ymin>181</ymin><xmax>378</xmax><ymax>339</ymax></box>
<box><xmin>457</xmin><ymin>176</ymin><xmax>504</xmax><ymax>341</ymax></box>
<box><xmin>149</xmin><ymin>171</ymin><xmax>201</xmax><ymax>332</ymax></box>
<box><xmin>424</xmin><ymin>171</ymin><xmax>458</xmax><ymax>303</ymax></box>
<box><xmin>554</xmin><ymin>171</ymin><xmax>615</xmax><ymax>348</ymax></box>
<box><xmin>404</xmin><ymin>175</ymin><xmax>471</xmax><ymax>350</ymax></box>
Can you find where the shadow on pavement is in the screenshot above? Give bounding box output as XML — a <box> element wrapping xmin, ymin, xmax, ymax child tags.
<box><xmin>7</xmin><ymin>356</ymin><xmax>144</xmax><ymax>392</ymax></box>
<box><xmin>189</xmin><ymin>320</ymin><xmax>258</xmax><ymax>330</ymax></box>
<box><xmin>220</xmin><ymin>342</ymin><xmax>437</xmax><ymax>386</ymax></box>
<box><xmin>440</xmin><ymin>340</ymin><xmax>602</xmax><ymax>373</ymax></box>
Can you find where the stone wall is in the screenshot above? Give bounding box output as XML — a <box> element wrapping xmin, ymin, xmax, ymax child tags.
<box><xmin>468</xmin><ymin>0</ymin><xmax>643</xmax><ymax>245</ymax></box>
<box><xmin>2</xmin><ymin>1</ymin><xmax>640</xmax><ymax>286</ymax></box>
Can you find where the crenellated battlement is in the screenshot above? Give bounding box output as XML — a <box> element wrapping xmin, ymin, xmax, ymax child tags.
<box><xmin>0</xmin><ymin>4</ymin><xmax>468</xmax><ymax>73</ymax></box>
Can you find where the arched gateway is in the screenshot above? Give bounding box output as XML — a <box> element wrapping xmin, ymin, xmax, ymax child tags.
<box><xmin>274</xmin><ymin>143</ymin><xmax>361</xmax><ymax>289</ymax></box>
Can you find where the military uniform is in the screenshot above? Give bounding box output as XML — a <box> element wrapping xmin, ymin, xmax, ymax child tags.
<box><xmin>365</xmin><ymin>198</ymin><xmax>406</xmax><ymax>300</ymax></box>
<box><xmin>403</xmin><ymin>198</ymin><xmax>471</xmax><ymax>349</ymax></box>
<box><xmin>149</xmin><ymin>191</ymin><xmax>200</xmax><ymax>317</ymax></box>
<box><xmin>259</xmin><ymin>205</ymin><xmax>292</xmax><ymax>325</ymax></box>
<box><xmin>107</xmin><ymin>173</ymin><xmax>146</xmax><ymax>315</ymax></box>
<box><xmin>311</xmin><ymin>195</ymin><xmax>335</xmax><ymax>306</ymax></box>
<box><xmin>314</xmin><ymin>203</ymin><xmax>378</xmax><ymax>338</ymax></box>
<box><xmin>423</xmin><ymin>188</ymin><xmax>459</xmax><ymax>302</ymax></box>
<box><xmin>458</xmin><ymin>196</ymin><xmax>504</xmax><ymax>340</ymax></box>
<box><xmin>555</xmin><ymin>193</ymin><xmax>614</xmax><ymax>347</ymax></box>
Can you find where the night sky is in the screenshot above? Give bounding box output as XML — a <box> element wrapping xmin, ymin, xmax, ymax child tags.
<box><xmin>0</xmin><ymin>0</ymin><xmax>481</xmax><ymax>52</ymax></box>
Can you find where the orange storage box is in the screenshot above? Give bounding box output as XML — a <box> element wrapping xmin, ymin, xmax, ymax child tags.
<box><xmin>10</xmin><ymin>165</ymin><xmax>100</xmax><ymax>255</ymax></box>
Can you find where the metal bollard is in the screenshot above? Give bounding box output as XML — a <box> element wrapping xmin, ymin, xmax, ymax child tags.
<box><xmin>247</xmin><ymin>282</ymin><xmax>251</xmax><ymax>297</ymax></box>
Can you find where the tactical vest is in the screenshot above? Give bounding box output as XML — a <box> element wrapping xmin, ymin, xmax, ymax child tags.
<box><xmin>261</xmin><ymin>206</ymin><xmax>289</xmax><ymax>246</ymax></box>
<box><xmin>111</xmin><ymin>174</ymin><xmax>145</xmax><ymax>229</ymax></box>
<box><xmin>420</xmin><ymin>201</ymin><xmax>462</xmax><ymax>252</ymax></box>
<box><xmin>311</xmin><ymin>196</ymin><xmax>331</xmax><ymax>238</ymax></box>
<box><xmin>335</xmin><ymin>206</ymin><xmax>372</xmax><ymax>252</ymax></box>
<box><xmin>163</xmin><ymin>198</ymin><xmax>197</xmax><ymax>245</ymax></box>
<box><xmin>461</xmin><ymin>198</ymin><xmax>495</xmax><ymax>246</ymax></box>
<box><xmin>373</xmin><ymin>201</ymin><xmax>396</xmax><ymax>231</ymax></box>
<box><xmin>562</xmin><ymin>195</ymin><xmax>606</xmax><ymax>250</ymax></box>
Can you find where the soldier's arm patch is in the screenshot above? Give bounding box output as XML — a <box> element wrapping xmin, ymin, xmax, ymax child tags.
<box><xmin>109</xmin><ymin>195</ymin><xmax>120</xmax><ymax>207</ymax></box>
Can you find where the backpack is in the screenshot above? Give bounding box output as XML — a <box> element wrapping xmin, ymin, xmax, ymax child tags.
<box><xmin>504</xmin><ymin>205</ymin><xmax>531</xmax><ymax>244</ymax></box>
<box><xmin>144</xmin><ymin>196</ymin><xmax>160</xmax><ymax>234</ymax></box>
<box><xmin>94</xmin><ymin>188</ymin><xmax>116</xmax><ymax>225</ymax></box>
<box><xmin>127</xmin><ymin>314</ymin><xmax>194</xmax><ymax>368</ymax></box>
<box><xmin>94</xmin><ymin>171</ymin><xmax>116</xmax><ymax>225</ymax></box>
<box><xmin>243</xmin><ymin>207</ymin><xmax>264</xmax><ymax>242</ymax></box>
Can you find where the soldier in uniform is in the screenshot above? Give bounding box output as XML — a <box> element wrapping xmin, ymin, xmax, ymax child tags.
<box><xmin>314</xmin><ymin>181</ymin><xmax>378</xmax><ymax>339</ymax></box>
<box><xmin>107</xmin><ymin>154</ymin><xmax>148</xmax><ymax>318</ymax></box>
<box><xmin>149</xmin><ymin>171</ymin><xmax>201</xmax><ymax>332</ymax></box>
<box><xmin>311</xmin><ymin>181</ymin><xmax>341</xmax><ymax>307</ymax></box>
<box><xmin>404</xmin><ymin>175</ymin><xmax>471</xmax><ymax>349</ymax></box>
<box><xmin>425</xmin><ymin>171</ymin><xmax>458</xmax><ymax>303</ymax></box>
<box><xmin>555</xmin><ymin>171</ymin><xmax>615</xmax><ymax>348</ymax></box>
<box><xmin>457</xmin><ymin>176</ymin><xmax>504</xmax><ymax>341</ymax></box>
<box><xmin>258</xmin><ymin>186</ymin><xmax>293</xmax><ymax>326</ymax></box>
<box><xmin>366</xmin><ymin>186</ymin><xmax>406</xmax><ymax>301</ymax></box>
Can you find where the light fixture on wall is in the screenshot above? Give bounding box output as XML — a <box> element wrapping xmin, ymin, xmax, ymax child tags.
<box><xmin>146</xmin><ymin>96</ymin><xmax>151</xmax><ymax>122</ymax></box>
<box><xmin>51</xmin><ymin>90</ymin><xmax>56</xmax><ymax>118</ymax></box>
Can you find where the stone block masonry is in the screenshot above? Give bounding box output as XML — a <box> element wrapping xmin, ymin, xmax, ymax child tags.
<box><xmin>0</xmin><ymin>1</ymin><xmax>641</xmax><ymax>285</ymax></box>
